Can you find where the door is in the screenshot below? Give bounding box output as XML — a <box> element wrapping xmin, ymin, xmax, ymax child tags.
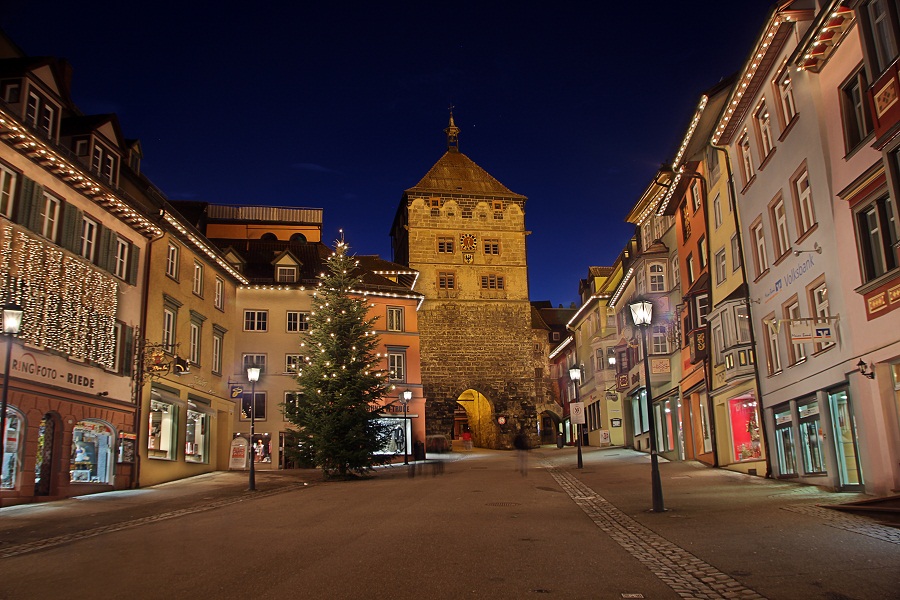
<box><xmin>828</xmin><ymin>388</ymin><xmax>863</xmax><ymax>489</ymax></box>
<box><xmin>34</xmin><ymin>414</ymin><xmax>56</xmax><ymax>496</ymax></box>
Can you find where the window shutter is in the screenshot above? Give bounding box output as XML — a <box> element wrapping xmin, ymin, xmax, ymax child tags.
<box><xmin>60</xmin><ymin>203</ymin><xmax>83</xmax><ymax>253</ymax></box>
<box><xmin>123</xmin><ymin>325</ymin><xmax>134</xmax><ymax>376</ymax></box>
<box><xmin>127</xmin><ymin>244</ymin><xmax>140</xmax><ymax>285</ymax></box>
<box><xmin>13</xmin><ymin>175</ymin><xmax>41</xmax><ymax>232</ymax></box>
<box><xmin>96</xmin><ymin>225</ymin><xmax>112</xmax><ymax>270</ymax></box>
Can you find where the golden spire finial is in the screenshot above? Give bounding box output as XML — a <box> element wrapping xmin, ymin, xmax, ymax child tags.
<box><xmin>444</xmin><ymin>105</ymin><xmax>460</xmax><ymax>152</ymax></box>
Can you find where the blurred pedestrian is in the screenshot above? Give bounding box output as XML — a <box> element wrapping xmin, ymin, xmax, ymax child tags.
<box><xmin>514</xmin><ymin>430</ymin><xmax>528</xmax><ymax>476</ymax></box>
<box><xmin>462</xmin><ymin>429</ymin><xmax>473</xmax><ymax>451</ymax></box>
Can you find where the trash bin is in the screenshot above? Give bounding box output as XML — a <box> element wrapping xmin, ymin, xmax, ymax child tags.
<box><xmin>413</xmin><ymin>441</ymin><xmax>425</xmax><ymax>461</ymax></box>
<box><xmin>556</xmin><ymin>432</ymin><xmax>564</xmax><ymax>449</ymax></box>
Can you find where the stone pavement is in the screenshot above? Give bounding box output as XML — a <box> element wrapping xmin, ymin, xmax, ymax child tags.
<box><xmin>1</xmin><ymin>446</ymin><xmax>898</xmax><ymax>599</ymax></box>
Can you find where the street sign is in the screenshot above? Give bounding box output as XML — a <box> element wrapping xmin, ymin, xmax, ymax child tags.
<box><xmin>570</xmin><ymin>402</ymin><xmax>585</xmax><ymax>425</ymax></box>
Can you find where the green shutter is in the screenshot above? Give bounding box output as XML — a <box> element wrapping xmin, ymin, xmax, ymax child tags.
<box><xmin>127</xmin><ymin>244</ymin><xmax>140</xmax><ymax>286</ymax></box>
<box><xmin>96</xmin><ymin>225</ymin><xmax>112</xmax><ymax>270</ymax></box>
<box><xmin>123</xmin><ymin>325</ymin><xmax>134</xmax><ymax>376</ymax></box>
<box><xmin>13</xmin><ymin>175</ymin><xmax>41</xmax><ymax>232</ymax></box>
<box><xmin>60</xmin><ymin>203</ymin><xmax>83</xmax><ymax>253</ymax></box>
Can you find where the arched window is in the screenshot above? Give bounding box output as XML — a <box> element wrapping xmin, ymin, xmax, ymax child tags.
<box><xmin>649</xmin><ymin>263</ymin><xmax>667</xmax><ymax>292</ymax></box>
<box><xmin>260</xmin><ymin>233</ymin><xmax>278</xmax><ymax>241</ymax></box>
<box><xmin>70</xmin><ymin>420</ymin><xmax>115</xmax><ymax>484</ymax></box>
<box><xmin>289</xmin><ymin>233</ymin><xmax>307</xmax><ymax>243</ymax></box>
<box><xmin>1</xmin><ymin>407</ymin><xmax>24</xmax><ymax>489</ymax></box>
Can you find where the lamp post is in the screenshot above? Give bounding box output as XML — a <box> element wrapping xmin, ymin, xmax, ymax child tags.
<box><xmin>399</xmin><ymin>389</ymin><xmax>412</xmax><ymax>465</ymax></box>
<box><xmin>568</xmin><ymin>365</ymin><xmax>583</xmax><ymax>469</ymax></box>
<box><xmin>246</xmin><ymin>366</ymin><xmax>260</xmax><ymax>491</ymax></box>
<box><xmin>630</xmin><ymin>299</ymin><xmax>665</xmax><ymax>512</ymax></box>
<box><xmin>1</xmin><ymin>304</ymin><xmax>23</xmax><ymax>488</ymax></box>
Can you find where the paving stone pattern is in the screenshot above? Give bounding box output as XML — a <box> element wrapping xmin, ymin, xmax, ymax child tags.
<box><xmin>546</xmin><ymin>463</ymin><xmax>767</xmax><ymax>600</ymax></box>
<box><xmin>782</xmin><ymin>503</ymin><xmax>900</xmax><ymax>545</ymax></box>
<box><xmin>0</xmin><ymin>482</ymin><xmax>306</xmax><ymax>559</ymax></box>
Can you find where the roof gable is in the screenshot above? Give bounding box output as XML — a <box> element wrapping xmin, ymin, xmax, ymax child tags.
<box><xmin>406</xmin><ymin>150</ymin><xmax>525</xmax><ymax>199</ymax></box>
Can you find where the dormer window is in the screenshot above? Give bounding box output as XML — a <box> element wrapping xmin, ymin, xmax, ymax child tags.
<box><xmin>25</xmin><ymin>90</ymin><xmax>57</xmax><ymax>139</ymax></box>
<box><xmin>2</xmin><ymin>82</ymin><xmax>20</xmax><ymax>103</ymax></box>
<box><xmin>91</xmin><ymin>143</ymin><xmax>118</xmax><ymax>186</ymax></box>
<box><xmin>74</xmin><ymin>139</ymin><xmax>89</xmax><ymax>156</ymax></box>
<box><xmin>276</xmin><ymin>266</ymin><xmax>297</xmax><ymax>283</ymax></box>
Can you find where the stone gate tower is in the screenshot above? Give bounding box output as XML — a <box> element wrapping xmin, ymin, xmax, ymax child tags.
<box><xmin>390</xmin><ymin>115</ymin><xmax>536</xmax><ymax>449</ymax></box>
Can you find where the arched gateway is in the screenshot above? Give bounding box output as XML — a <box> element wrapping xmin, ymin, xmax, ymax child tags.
<box><xmin>390</xmin><ymin>115</ymin><xmax>538</xmax><ymax>449</ymax></box>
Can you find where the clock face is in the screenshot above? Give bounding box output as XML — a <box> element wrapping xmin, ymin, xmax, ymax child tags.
<box><xmin>460</xmin><ymin>233</ymin><xmax>478</xmax><ymax>252</ymax></box>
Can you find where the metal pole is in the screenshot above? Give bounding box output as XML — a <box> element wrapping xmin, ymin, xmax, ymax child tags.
<box><xmin>403</xmin><ymin>400</ymin><xmax>409</xmax><ymax>465</ymax></box>
<box><xmin>641</xmin><ymin>325</ymin><xmax>665</xmax><ymax>512</ymax></box>
<box><xmin>249</xmin><ymin>379</ymin><xmax>256</xmax><ymax>491</ymax></box>
<box><xmin>0</xmin><ymin>335</ymin><xmax>12</xmax><ymax>489</ymax></box>
<box><xmin>574</xmin><ymin>384</ymin><xmax>583</xmax><ymax>469</ymax></box>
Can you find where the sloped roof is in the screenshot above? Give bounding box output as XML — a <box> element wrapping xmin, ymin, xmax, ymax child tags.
<box><xmin>588</xmin><ymin>266</ymin><xmax>614</xmax><ymax>278</ymax></box>
<box><xmin>405</xmin><ymin>150</ymin><xmax>525</xmax><ymax>199</ymax></box>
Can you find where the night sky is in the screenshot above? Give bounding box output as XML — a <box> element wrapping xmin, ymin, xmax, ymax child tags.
<box><xmin>1</xmin><ymin>1</ymin><xmax>774</xmax><ymax>307</ymax></box>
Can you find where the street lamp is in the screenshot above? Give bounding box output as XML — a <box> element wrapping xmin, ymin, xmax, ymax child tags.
<box><xmin>246</xmin><ymin>365</ymin><xmax>260</xmax><ymax>491</ymax></box>
<box><xmin>568</xmin><ymin>365</ymin><xmax>583</xmax><ymax>469</ymax></box>
<box><xmin>399</xmin><ymin>389</ymin><xmax>412</xmax><ymax>465</ymax></box>
<box><xmin>630</xmin><ymin>299</ymin><xmax>665</xmax><ymax>512</ymax></box>
<box><xmin>1</xmin><ymin>304</ymin><xmax>23</xmax><ymax>488</ymax></box>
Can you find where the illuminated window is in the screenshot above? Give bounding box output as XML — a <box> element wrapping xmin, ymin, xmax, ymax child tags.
<box><xmin>244</xmin><ymin>310</ymin><xmax>268</xmax><ymax>332</ymax></box>
<box><xmin>276</xmin><ymin>266</ymin><xmax>297</xmax><ymax>283</ymax></box>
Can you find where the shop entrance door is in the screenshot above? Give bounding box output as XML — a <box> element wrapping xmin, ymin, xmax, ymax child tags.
<box><xmin>828</xmin><ymin>387</ymin><xmax>863</xmax><ymax>490</ymax></box>
<box><xmin>34</xmin><ymin>414</ymin><xmax>56</xmax><ymax>496</ymax></box>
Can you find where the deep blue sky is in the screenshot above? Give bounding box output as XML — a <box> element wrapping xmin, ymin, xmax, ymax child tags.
<box><xmin>2</xmin><ymin>1</ymin><xmax>774</xmax><ymax>307</ymax></box>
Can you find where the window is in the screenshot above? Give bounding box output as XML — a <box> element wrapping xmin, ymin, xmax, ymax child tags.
<box><xmin>696</xmin><ymin>294</ymin><xmax>710</xmax><ymax>325</ymax></box>
<box><xmin>193</xmin><ymin>261</ymin><xmax>203</xmax><ymax>296</ymax></box>
<box><xmin>185</xmin><ymin>410</ymin><xmax>209</xmax><ymax>464</ymax></box>
<box><xmin>437</xmin><ymin>237</ymin><xmax>454</xmax><ymax>253</ymax></box>
<box><xmin>792</xmin><ymin>168</ymin><xmax>816</xmax><ymax>236</ymax></box>
<box><xmin>40</xmin><ymin>193</ymin><xmax>60</xmax><ymax>241</ymax></box>
<box><xmin>866</xmin><ymin>0</ymin><xmax>900</xmax><ymax>74</ymax></box>
<box><xmin>214</xmin><ymin>277</ymin><xmax>225</xmax><ymax>310</ymax></box>
<box><xmin>285</xmin><ymin>354</ymin><xmax>301</xmax><ymax>373</ymax></box>
<box><xmin>731</xmin><ymin>234</ymin><xmax>742</xmax><ymax>271</ymax></box>
<box><xmin>713</xmin><ymin>194</ymin><xmax>723</xmax><ymax>229</ymax></box>
<box><xmin>777</xmin><ymin>66</ymin><xmax>797</xmax><ymax>124</ymax></box>
<box><xmin>162</xmin><ymin>308</ymin><xmax>176</xmax><ymax>353</ymax></box>
<box><xmin>70</xmin><ymin>420</ymin><xmax>114</xmax><ymax>481</ymax></box>
<box><xmin>91</xmin><ymin>143</ymin><xmax>117</xmax><ymax>185</ymax></box>
<box><xmin>113</xmin><ymin>237</ymin><xmax>129</xmax><ymax>280</ymax></box>
<box><xmin>715</xmin><ymin>249</ymin><xmax>727</xmax><ymax>284</ymax></box>
<box><xmin>810</xmin><ymin>280</ymin><xmax>832</xmax><ymax>350</ymax></box>
<box><xmin>484</xmin><ymin>239</ymin><xmax>500</xmax><ymax>255</ymax></box>
<box><xmin>552</xmin><ymin>331</ymin><xmax>561</xmax><ymax>342</ymax></box>
<box><xmin>770</xmin><ymin>196</ymin><xmax>791</xmax><ymax>258</ymax></box>
<box><xmin>242</xmin><ymin>353</ymin><xmax>267</xmax><ymax>374</ymax></box>
<box><xmin>842</xmin><ymin>68</ymin><xmax>873</xmax><ymax>151</ymax></box>
<box><xmin>148</xmin><ymin>399</ymin><xmax>178</xmax><ymax>460</ymax></box>
<box><xmin>286</xmin><ymin>311</ymin><xmax>310</xmax><ymax>332</ymax></box>
<box><xmin>244</xmin><ymin>310</ymin><xmax>268</xmax><ymax>332</ymax></box>
<box><xmin>679</xmin><ymin>202</ymin><xmax>691</xmax><ymax>242</ymax></box>
<box><xmin>739</xmin><ymin>131</ymin><xmax>754</xmax><ymax>184</ymax></box>
<box><xmin>752</xmin><ymin>220</ymin><xmax>769</xmax><ymax>277</ymax></box>
<box><xmin>651</xmin><ymin>324</ymin><xmax>669</xmax><ymax>354</ymax></box>
<box><xmin>799</xmin><ymin>400</ymin><xmax>826</xmax><ymax>473</ymax></box>
<box><xmin>785</xmin><ymin>299</ymin><xmax>806</xmax><ymax>364</ymax></box>
<box><xmin>735</xmin><ymin>305</ymin><xmax>751</xmax><ymax>343</ymax></box>
<box><xmin>387</xmin><ymin>307</ymin><xmax>403</xmax><ymax>332</ymax></box>
<box><xmin>595</xmin><ymin>347</ymin><xmax>605</xmax><ymax>371</ymax></box>
<box><xmin>671</xmin><ymin>256</ymin><xmax>680</xmax><ymax>288</ymax></box>
<box><xmin>80</xmin><ymin>216</ymin><xmax>98</xmax><ymax>262</ymax></box>
<box><xmin>240</xmin><ymin>391</ymin><xmax>267</xmax><ymax>421</ymax></box>
<box><xmin>698</xmin><ymin>236</ymin><xmax>708</xmax><ymax>268</ymax></box>
<box><xmin>1</xmin><ymin>408</ymin><xmax>23</xmax><ymax>489</ymax></box>
<box><xmin>189</xmin><ymin>322</ymin><xmax>201</xmax><ymax>365</ymax></box>
<box><xmin>691</xmin><ymin>180</ymin><xmax>702</xmax><ymax>212</ymax></box>
<box><xmin>25</xmin><ymin>91</ymin><xmax>56</xmax><ymax>138</ymax></box>
<box><xmin>855</xmin><ymin>194</ymin><xmax>898</xmax><ymax>282</ymax></box>
<box><xmin>712</xmin><ymin>322</ymin><xmax>725</xmax><ymax>365</ymax></box>
<box><xmin>636</xmin><ymin>266</ymin><xmax>646</xmax><ymax>294</ymax></box>
<box><xmin>764</xmin><ymin>314</ymin><xmax>782</xmax><ymax>375</ymax></box>
<box><xmin>166</xmin><ymin>242</ymin><xmax>179</xmax><ymax>279</ymax></box>
<box><xmin>756</xmin><ymin>101</ymin><xmax>774</xmax><ymax>157</ymax></box>
<box><xmin>212</xmin><ymin>331</ymin><xmax>223</xmax><ymax>375</ymax></box>
<box><xmin>437</xmin><ymin>271</ymin><xmax>456</xmax><ymax>289</ymax></box>
<box><xmin>687</xmin><ymin>254</ymin><xmax>696</xmax><ymax>284</ymax></box>
<box><xmin>276</xmin><ymin>266</ymin><xmax>297</xmax><ymax>283</ymax></box>
<box><xmin>0</xmin><ymin>165</ymin><xmax>15</xmax><ymax>218</ymax></box>
<box><xmin>388</xmin><ymin>351</ymin><xmax>406</xmax><ymax>381</ymax></box>
<box><xmin>480</xmin><ymin>274</ymin><xmax>505</xmax><ymax>289</ymax></box>
<box><xmin>2</xmin><ymin>82</ymin><xmax>20</xmax><ymax>104</ymax></box>
<box><xmin>649</xmin><ymin>263</ymin><xmax>666</xmax><ymax>292</ymax></box>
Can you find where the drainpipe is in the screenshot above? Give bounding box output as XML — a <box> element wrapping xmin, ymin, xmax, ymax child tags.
<box><xmin>711</xmin><ymin>143</ymin><xmax>773</xmax><ymax>479</ymax></box>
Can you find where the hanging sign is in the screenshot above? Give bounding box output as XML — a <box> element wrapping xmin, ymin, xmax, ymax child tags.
<box><xmin>570</xmin><ymin>402</ymin><xmax>585</xmax><ymax>425</ymax></box>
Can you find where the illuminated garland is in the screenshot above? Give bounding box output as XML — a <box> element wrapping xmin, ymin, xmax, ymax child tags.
<box><xmin>1</xmin><ymin>223</ymin><xmax>118</xmax><ymax>367</ymax></box>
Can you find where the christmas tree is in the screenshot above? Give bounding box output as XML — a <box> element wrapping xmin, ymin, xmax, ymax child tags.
<box><xmin>283</xmin><ymin>238</ymin><xmax>393</xmax><ymax>478</ymax></box>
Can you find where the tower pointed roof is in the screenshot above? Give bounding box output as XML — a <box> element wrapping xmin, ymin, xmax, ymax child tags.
<box><xmin>405</xmin><ymin>115</ymin><xmax>525</xmax><ymax>199</ymax></box>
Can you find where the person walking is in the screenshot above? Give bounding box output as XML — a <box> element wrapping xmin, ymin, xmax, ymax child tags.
<box><xmin>514</xmin><ymin>430</ymin><xmax>528</xmax><ymax>476</ymax></box>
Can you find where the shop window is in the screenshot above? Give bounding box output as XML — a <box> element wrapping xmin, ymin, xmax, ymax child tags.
<box><xmin>148</xmin><ymin>399</ymin><xmax>178</xmax><ymax>460</ymax></box>
<box><xmin>774</xmin><ymin>407</ymin><xmax>797</xmax><ymax>476</ymax></box>
<box><xmin>698</xmin><ymin>394</ymin><xmax>712</xmax><ymax>454</ymax></box>
<box><xmin>729</xmin><ymin>396</ymin><xmax>761</xmax><ymax>462</ymax></box>
<box><xmin>1</xmin><ymin>408</ymin><xmax>24</xmax><ymax>489</ymax></box>
<box><xmin>241</xmin><ymin>391</ymin><xmax>266</xmax><ymax>421</ymax></box>
<box><xmin>70</xmin><ymin>420</ymin><xmax>114</xmax><ymax>483</ymax></box>
<box><xmin>828</xmin><ymin>388</ymin><xmax>862</xmax><ymax>487</ymax></box>
<box><xmin>798</xmin><ymin>401</ymin><xmax>826</xmax><ymax>474</ymax></box>
<box><xmin>185</xmin><ymin>409</ymin><xmax>209</xmax><ymax>464</ymax></box>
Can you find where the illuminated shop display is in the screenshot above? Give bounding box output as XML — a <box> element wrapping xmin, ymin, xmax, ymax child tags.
<box><xmin>148</xmin><ymin>399</ymin><xmax>178</xmax><ymax>460</ymax></box>
<box><xmin>1</xmin><ymin>410</ymin><xmax>22</xmax><ymax>489</ymax></box>
<box><xmin>185</xmin><ymin>409</ymin><xmax>209</xmax><ymax>463</ymax></box>
<box><xmin>69</xmin><ymin>420</ymin><xmax>113</xmax><ymax>484</ymax></box>
<box><xmin>798</xmin><ymin>400</ymin><xmax>826</xmax><ymax>474</ymax></box>
<box><xmin>728</xmin><ymin>394</ymin><xmax>761</xmax><ymax>461</ymax></box>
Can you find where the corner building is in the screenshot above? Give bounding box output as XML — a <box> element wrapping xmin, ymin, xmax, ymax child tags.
<box><xmin>390</xmin><ymin>117</ymin><xmax>537</xmax><ymax>449</ymax></box>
